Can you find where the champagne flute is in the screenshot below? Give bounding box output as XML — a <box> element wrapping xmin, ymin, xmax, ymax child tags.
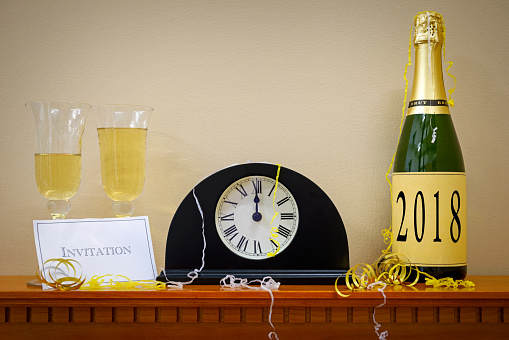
<box><xmin>26</xmin><ymin>101</ymin><xmax>90</xmax><ymax>219</ymax></box>
<box><xmin>93</xmin><ymin>104</ymin><xmax>153</xmax><ymax>217</ymax></box>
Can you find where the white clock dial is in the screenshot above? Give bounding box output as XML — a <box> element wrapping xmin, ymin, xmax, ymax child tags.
<box><xmin>215</xmin><ymin>176</ymin><xmax>299</xmax><ymax>259</ymax></box>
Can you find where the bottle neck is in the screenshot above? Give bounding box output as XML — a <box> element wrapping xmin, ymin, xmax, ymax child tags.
<box><xmin>408</xmin><ymin>42</ymin><xmax>450</xmax><ymax>115</ymax></box>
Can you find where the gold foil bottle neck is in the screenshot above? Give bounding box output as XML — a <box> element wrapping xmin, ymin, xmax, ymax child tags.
<box><xmin>414</xmin><ymin>11</ymin><xmax>444</xmax><ymax>45</ymax></box>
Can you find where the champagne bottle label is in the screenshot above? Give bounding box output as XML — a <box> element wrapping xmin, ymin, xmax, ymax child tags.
<box><xmin>407</xmin><ymin>100</ymin><xmax>450</xmax><ymax>115</ymax></box>
<box><xmin>392</xmin><ymin>172</ymin><xmax>467</xmax><ymax>267</ymax></box>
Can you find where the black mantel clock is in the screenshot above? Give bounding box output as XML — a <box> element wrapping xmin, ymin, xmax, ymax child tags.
<box><xmin>157</xmin><ymin>163</ymin><xmax>349</xmax><ymax>284</ymax></box>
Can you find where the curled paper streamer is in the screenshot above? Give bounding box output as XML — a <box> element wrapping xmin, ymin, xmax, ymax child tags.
<box><xmin>335</xmin><ymin>252</ymin><xmax>475</xmax><ymax>298</ymax></box>
<box><xmin>160</xmin><ymin>186</ymin><xmax>207</xmax><ymax>289</ymax></box>
<box><xmin>36</xmin><ymin>258</ymin><xmax>86</xmax><ymax>291</ymax></box>
<box><xmin>335</xmin><ymin>253</ymin><xmax>414</xmax><ymax>298</ymax></box>
<box><xmin>220</xmin><ymin>275</ymin><xmax>280</xmax><ymax>291</ymax></box>
<box><xmin>425</xmin><ymin>277</ymin><xmax>475</xmax><ymax>289</ymax></box>
<box><xmin>441</xmin><ymin>17</ymin><xmax>457</xmax><ymax>107</ymax></box>
<box><xmin>445</xmin><ymin>60</ymin><xmax>456</xmax><ymax>107</ymax></box>
<box><xmin>368</xmin><ymin>281</ymin><xmax>389</xmax><ymax>340</ymax></box>
<box><xmin>380</xmin><ymin>22</ymin><xmax>414</xmax><ymax>254</ymax></box>
<box><xmin>79</xmin><ymin>274</ymin><xmax>165</xmax><ymax>290</ymax></box>
<box><xmin>267</xmin><ymin>164</ymin><xmax>282</xmax><ymax>258</ymax></box>
<box><xmin>220</xmin><ymin>275</ymin><xmax>280</xmax><ymax>340</ymax></box>
<box><xmin>36</xmin><ymin>258</ymin><xmax>165</xmax><ymax>291</ymax></box>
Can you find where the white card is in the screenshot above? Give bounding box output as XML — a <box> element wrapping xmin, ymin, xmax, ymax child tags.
<box><xmin>33</xmin><ymin>217</ymin><xmax>157</xmax><ymax>282</ymax></box>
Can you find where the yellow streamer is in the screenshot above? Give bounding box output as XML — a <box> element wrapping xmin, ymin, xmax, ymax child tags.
<box><xmin>335</xmin><ymin>253</ymin><xmax>474</xmax><ymax>298</ymax></box>
<box><xmin>36</xmin><ymin>258</ymin><xmax>86</xmax><ymax>291</ymax></box>
<box><xmin>80</xmin><ymin>274</ymin><xmax>165</xmax><ymax>291</ymax></box>
<box><xmin>36</xmin><ymin>258</ymin><xmax>165</xmax><ymax>291</ymax></box>
<box><xmin>381</xmin><ymin>22</ymin><xmax>414</xmax><ymax>254</ymax></box>
<box><xmin>442</xmin><ymin>19</ymin><xmax>457</xmax><ymax>107</ymax></box>
<box><xmin>267</xmin><ymin>164</ymin><xmax>282</xmax><ymax>257</ymax></box>
<box><xmin>425</xmin><ymin>277</ymin><xmax>475</xmax><ymax>289</ymax></box>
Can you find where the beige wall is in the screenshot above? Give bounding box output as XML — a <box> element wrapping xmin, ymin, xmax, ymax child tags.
<box><xmin>1</xmin><ymin>0</ymin><xmax>508</xmax><ymax>276</ymax></box>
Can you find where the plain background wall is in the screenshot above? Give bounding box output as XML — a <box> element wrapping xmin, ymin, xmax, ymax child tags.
<box><xmin>1</xmin><ymin>0</ymin><xmax>508</xmax><ymax>276</ymax></box>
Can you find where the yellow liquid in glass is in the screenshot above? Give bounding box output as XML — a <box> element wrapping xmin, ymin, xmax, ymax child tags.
<box><xmin>35</xmin><ymin>153</ymin><xmax>82</xmax><ymax>200</ymax></box>
<box><xmin>98</xmin><ymin>128</ymin><xmax>147</xmax><ymax>202</ymax></box>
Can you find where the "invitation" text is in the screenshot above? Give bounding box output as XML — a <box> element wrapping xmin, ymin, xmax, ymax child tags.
<box><xmin>60</xmin><ymin>246</ymin><xmax>132</xmax><ymax>257</ymax></box>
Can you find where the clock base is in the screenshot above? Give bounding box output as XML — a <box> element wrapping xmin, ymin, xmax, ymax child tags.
<box><xmin>156</xmin><ymin>269</ymin><xmax>347</xmax><ymax>285</ymax></box>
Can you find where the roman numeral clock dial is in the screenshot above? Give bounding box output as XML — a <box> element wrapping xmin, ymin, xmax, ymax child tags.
<box><xmin>215</xmin><ymin>176</ymin><xmax>299</xmax><ymax>259</ymax></box>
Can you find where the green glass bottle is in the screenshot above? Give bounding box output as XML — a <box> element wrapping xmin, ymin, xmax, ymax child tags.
<box><xmin>392</xmin><ymin>12</ymin><xmax>467</xmax><ymax>281</ymax></box>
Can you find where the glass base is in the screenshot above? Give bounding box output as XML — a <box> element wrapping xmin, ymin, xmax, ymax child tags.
<box><xmin>26</xmin><ymin>279</ymin><xmax>42</xmax><ymax>287</ymax></box>
<box><xmin>112</xmin><ymin>201</ymin><xmax>134</xmax><ymax>217</ymax></box>
<box><xmin>47</xmin><ymin>200</ymin><xmax>71</xmax><ymax>219</ymax></box>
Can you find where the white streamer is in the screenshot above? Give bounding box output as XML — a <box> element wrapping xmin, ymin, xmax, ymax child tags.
<box><xmin>162</xmin><ymin>187</ymin><xmax>207</xmax><ymax>288</ymax></box>
<box><xmin>163</xmin><ymin>165</ymin><xmax>281</xmax><ymax>340</ymax></box>
<box><xmin>192</xmin><ymin>187</ymin><xmax>207</xmax><ymax>275</ymax></box>
<box><xmin>220</xmin><ymin>275</ymin><xmax>280</xmax><ymax>339</ymax></box>
<box><xmin>367</xmin><ymin>281</ymin><xmax>389</xmax><ymax>340</ymax></box>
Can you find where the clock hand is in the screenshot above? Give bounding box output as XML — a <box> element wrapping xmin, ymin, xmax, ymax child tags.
<box><xmin>252</xmin><ymin>186</ymin><xmax>262</xmax><ymax>222</ymax></box>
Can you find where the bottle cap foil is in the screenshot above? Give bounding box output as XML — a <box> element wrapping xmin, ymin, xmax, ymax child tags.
<box><xmin>414</xmin><ymin>11</ymin><xmax>445</xmax><ymax>45</ymax></box>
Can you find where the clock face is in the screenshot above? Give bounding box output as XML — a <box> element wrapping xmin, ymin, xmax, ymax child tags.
<box><xmin>215</xmin><ymin>175</ymin><xmax>299</xmax><ymax>260</ymax></box>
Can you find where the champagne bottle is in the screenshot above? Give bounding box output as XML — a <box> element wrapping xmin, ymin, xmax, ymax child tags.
<box><xmin>392</xmin><ymin>12</ymin><xmax>467</xmax><ymax>280</ymax></box>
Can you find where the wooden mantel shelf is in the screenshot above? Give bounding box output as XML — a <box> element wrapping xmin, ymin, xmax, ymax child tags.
<box><xmin>1</xmin><ymin>275</ymin><xmax>508</xmax><ymax>339</ymax></box>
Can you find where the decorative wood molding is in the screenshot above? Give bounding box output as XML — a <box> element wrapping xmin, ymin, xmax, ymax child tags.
<box><xmin>1</xmin><ymin>276</ymin><xmax>508</xmax><ymax>339</ymax></box>
<box><xmin>2</xmin><ymin>305</ymin><xmax>507</xmax><ymax>324</ymax></box>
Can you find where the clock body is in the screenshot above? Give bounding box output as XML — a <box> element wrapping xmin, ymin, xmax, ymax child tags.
<box><xmin>158</xmin><ymin>163</ymin><xmax>349</xmax><ymax>284</ymax></box>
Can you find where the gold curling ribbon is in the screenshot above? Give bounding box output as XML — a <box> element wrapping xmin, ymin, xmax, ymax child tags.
<box><xmin>79</xmin><ymin>274</ymin><xmax>166</xmax><ymax>290</ymax></box>
<box><xmin>336</xmin><ymin>13</ymin><xmax>471</xmax><ymax>298</ymax></box>
<box><xmin>267</xmin><ymin>164</ymin><xmax>282</xmax><ymax>257</ymax></box>
<box><xmin>442</xmin><ymin>17</ymin><xmax>457</xmax><ymax>107</ymax></box>
<box><xmin>335</xmin><ymin>253</ymin><xmax>415</xmax><ymax>297</ymax></box>
<box><xmin>425</xmin><ymin>277</ymin><xmax>475</xmax><ymax>289</ymax></box>
<box><xmin>36</xmin><ymin>258</ymin><xmax>165</xmax><ymax>291</ymax></box>
<box><xmin>335</xmin><ymin>252</ymin><xmax>475</xmax><ymax>298</ymax></box>
<box><xmin>379</xmin><ymin>22</ymin><xmax>414</xmax><ymax>256</ymax></box>
<box><xmin>36</xmin><ymin>258</ymin><xmax>86</xmax><ymax>291</ymax></box>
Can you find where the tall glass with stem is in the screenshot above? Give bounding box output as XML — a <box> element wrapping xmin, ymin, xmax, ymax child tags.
<box><xmin>93</xmin><ymin>105</ymin><xmax>153</xmax><ymax>217</ymax></box>
<box><xmin>26</xmin><ymin>101</ymin><xmax>90</xmax><ymax>219</ymax></box>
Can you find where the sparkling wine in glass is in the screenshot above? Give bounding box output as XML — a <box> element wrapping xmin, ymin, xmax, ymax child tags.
<box><xmin>93</xmin><ymin>104</ymin><xmax>153</xmax><ymax>217</ymax></box>
<box><xmin>26</xmin><ymin>101</ymin><xmax>90</xmax><ymax>219</ymax></box>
